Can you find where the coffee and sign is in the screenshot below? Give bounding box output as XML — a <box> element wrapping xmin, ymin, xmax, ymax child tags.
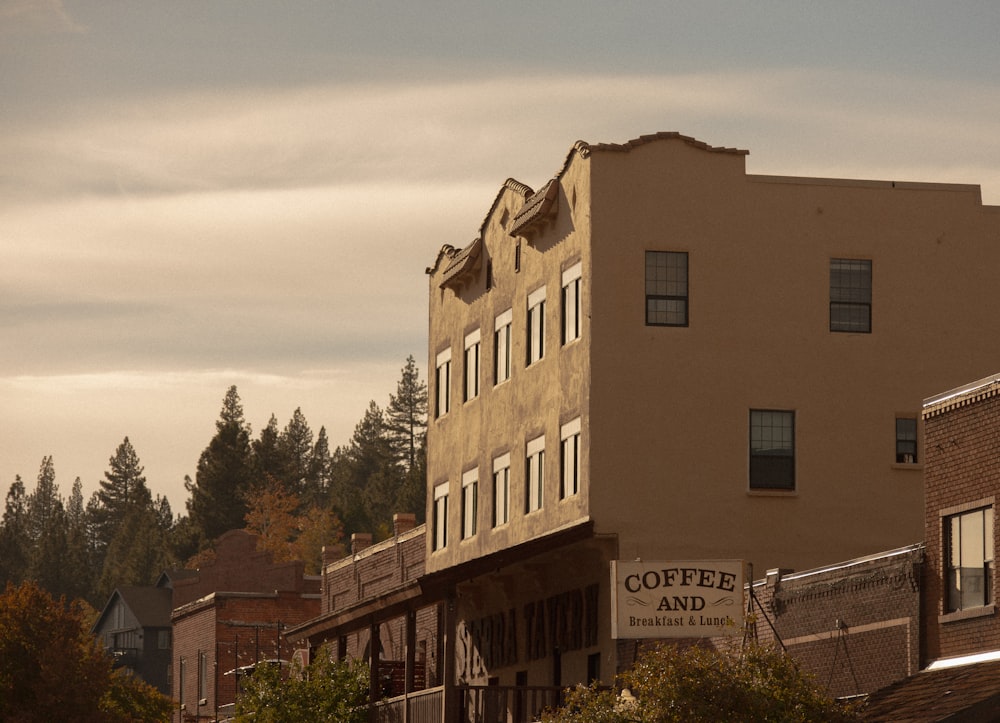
<box><xmin>610</xmin><ymin>560</ymin><xmax>745</xmax><ymax>638</ymax></box>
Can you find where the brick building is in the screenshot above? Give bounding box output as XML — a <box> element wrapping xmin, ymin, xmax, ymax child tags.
<box><xmin>169</xmin><ymin>530</ymin><xmax>320</xmax><ymax>722</ymax></box>
<box><xmin>287</xmin><ymin>513</ymin><xmax>445</xmax><ymax>720</ymax></box>
<box><xmin>864</xmin><ymin>375</ymin><xmax>1000</xmax><ymax>720</ymax></box>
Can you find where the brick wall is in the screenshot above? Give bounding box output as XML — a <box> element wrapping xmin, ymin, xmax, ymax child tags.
<box><xmin>749</xmin><ymin>547</ymin><xmax>922</xmax><ymax>698</ymax></box>
<box><xmin>922</xmin><ymin>385</ymin><xmax>1000</xmax><ymax>663</ymax></box>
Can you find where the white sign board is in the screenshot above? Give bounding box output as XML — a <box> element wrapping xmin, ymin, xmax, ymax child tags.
<box><xmin>610</xmin><ymin>560</ymin><xmax>745</xmax><ymax>639</ymax></box>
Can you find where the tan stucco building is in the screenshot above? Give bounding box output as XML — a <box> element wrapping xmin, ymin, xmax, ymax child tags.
<box><xmin>421</xmin><ymin>131</ymin><xmax>1000</xmax><ymax>691</ymax></box>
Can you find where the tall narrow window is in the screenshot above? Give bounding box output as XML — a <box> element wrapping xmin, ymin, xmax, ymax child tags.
<box><xmin>198</xmin><ymin>650</ymin><xmax>207</xmax><ymax>702</ymax></box>
<box><xmin>749</xmin><ymin>410</ymin><xmax>795</xmax><ymax>490</ymax></box>
<box><xmin>179</xmin><ymin>657</ymin><xmax>186</xmax><ymax>707</ymax></box>
<box><xmin>493</xmin><ymin>453</ymin><xmax>511</xmax><ymax>527</ymax></box>
<box><xmin>560</xmin><ymin>418</ymin><xmax>581</xmax><ymax>498</ymax></box>
<box><xmin>945</xmin><ymin>506</ymin><xmax>994</xmax><ymax>612</ymax></box>
<box><xmin>527</xmin><ymin>287</ymin><xmax>546</xmax><ymax>366</ymax></box>
<box><xmin>526</xmin><ymin>435</ymin><xmax>545</xmax><ymax>513</ymax></box>
<box><xmin>830</xmin><ymin>258</ymin><xmax>872</xmax><ymax>333</ymax></box>
<box><xmin>495</xmin><ymin>308</ymin><xmax>512</xmax><ymax>385</ymax></box>
<box><xmin>461</xmin><ymin>469</ymin><xmax>478</xmax><ymax>539</ymax></box>
<box><xmin>433</xmin><ymin>483</ymin><xmax>449</xmax><ymax>551</ymax></box>
<box><xmin>895</xmin><ymin>417</ymin><xmax>918</xmax><ymax>464</ymax></box>
<box><xmin>645</xmin><ymin>251</ymin><xmax>689</xmax><ymax>326</ymax></box>
<box><xmin>435</xmin><ymin>348</ymin><xmax>451</xmax><ymax>418</ymax></box>
<box><xmin>562</xmin><ymin>262</ymin><xmax>582</xmax><ymax>345</ymax></box>
<box><xmin>464</xmin><ymin>329</ymin><xmax>480</xmax><ymax>402</ymax></box>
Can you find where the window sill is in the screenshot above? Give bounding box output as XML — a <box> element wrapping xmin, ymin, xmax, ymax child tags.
<box><xmin>746</xmin><ymin>488</ymin><xmax>797</xmax><ymax>497</ymax></box>
<box><xmin>891</xmin><ymin>463</ymin><xmax>924</xmax><ymax>472</ymax></box>
<box><xmin>939</xmin><ymin>604</ymin><xmax>996</xmax><ymax>624</ymax></box>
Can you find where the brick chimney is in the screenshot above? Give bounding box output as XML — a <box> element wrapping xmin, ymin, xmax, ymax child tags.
<box><xmin>393</xmin><ymin>513</ymin><xmax>417</xmax><ymax>536</ymax></box>
<box><xmin>351</xmin><ymin>532</ymin><xmax>373</xmax><ymax>555</ymax></box>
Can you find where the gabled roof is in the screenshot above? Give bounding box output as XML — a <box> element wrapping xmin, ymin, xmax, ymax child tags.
<box><xmin>863</xmin><ymin>659</ymin><xmax>1000</xmax><ymax>721</ymax></box>
<box><xmin>92</xmin><ymin>586</ymin><xmax>172</xmax><ymax>633</ymax></box>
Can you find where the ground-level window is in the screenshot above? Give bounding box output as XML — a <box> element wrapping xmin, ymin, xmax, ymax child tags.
<box><xmin>749</xmin><ymin>409</ymin><xmax>795</xmax><ymax>490</ymax></box>
<box><xmin>461</xmin><ymin>469</ymin><xmax>478</xmax><ymax>539</ymax></box>
<box><xmin>493</xmin><ymin>453</ymin><xmax>511</xmax><ymax>527</ymax></box>
<box><xmin>830</xmin><ymin>258</ymin><xmax>872</xmax><ymax>333</ymax></box>
<box><xmin>526</xmin><ymin>435</ymin><xmax>545</xmax><ymax>513</ymax></box>
<box><xmin>561</xmin><ymin>418</ymin><xmax>581</xmax><ymax>498</ymax></box>
<box><xmin>433</xmin><ymin>483</ymin><xmax>449</xmax><ymax>551</ymax></box>
<box><xmin>645</xmin><ymin>251</ymin><xmax>688</xmax><ymax>326</ymax></box>
<box><xmin>562</xmin><ymin>262</ymin><xmax>582</xmax><ymax>345</ymax></box>
<box><xmin>895</xmin><ymin>417</ymin><xmax>918</xmax><ymax>464</ymax></box>
<box><xmin>435</xmin><ymin>348</ymin><xmax>451</xmax><ymax>418</ymax></box>
<box><xmin>945</xmin><ymin>506</ymin><xmax>994</xmax><ymax>612</ymax></box>
<box><xmin>464</xmin><ymin>329</ymin><xmax>480</xmax><ymax>402</ymax></box>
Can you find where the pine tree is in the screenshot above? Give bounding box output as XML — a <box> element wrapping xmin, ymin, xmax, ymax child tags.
<box><xmin>187</xmin><ymin>386</ymin><xmax>254</xmax><ymax>543</ymax></box>
<box><xmin>26</xmin><ymin>457</ymin><xmax>68</xmax><ymax>596</ymax></box>
<box><xmin>92</xmin><ymin>438</ymin><xmax>152</xmax><ymax>555</ymax></box>
<box><xmin>278</xmin><ymin>407</ymin><xmax>314</xmax><ymax>497</ymax></box>
<box><xmin>251</xmin><ymin>414</ymin><xmax>283</xmax><ymax>485</ymax></box>
<box><xmin>304</xmin><ymin>426</ymin><xmax>333</xmax><ymax>508</ymax></box>
<box><xmin>64</xmin><ymin>478</ymin><xmax>96</xmax><ymax>604</ymax></box>
<box><xmin>385</xmin><ymin>355</ymin><xmax>428</xmax><ymax>473</ymax></box>
<box><xmin>0</xmin><ymin>476</ymin><xmax>29</xmax><ymax>589</ymax></box>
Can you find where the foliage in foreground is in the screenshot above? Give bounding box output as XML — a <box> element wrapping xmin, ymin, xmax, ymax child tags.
<box><xmin>541</xmin><ymin>640</ymin><xmax>861</xmax><ymax>723</ymax></box>
<box><xmin>0</xmin><ymin>580</ymin><xmax>171</xmax><ymax>723</ymax></box>
<box><xmin>234</xmin><ymin>643</ymin><xmax>369</xmax><ymax>723</ymax></box>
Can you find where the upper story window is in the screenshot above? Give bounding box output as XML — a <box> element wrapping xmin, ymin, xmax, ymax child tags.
<box><xmin>493</xmin><ymin>453</ymin><xmax>511</xmax><ymax>527</ymax></box>
<box><xmin>945</xmin><ymin>506</ymin><xmax>994</xmax><ymax>612</ymax></box>
<box><xmin>645</xmin><ymin>251</ymin><xmax>688</xmax><ymax>326</ymax></box>
<box><xmin>749</xmin><ymin>409</ymin><xmax>795</xmax><ymax>490</ymax></box>
<box><xmin>495</xmin><ymin>308</ymin><xmax>512</xmax><ymax>385</ymax></box>
<box><xmin>461</xmin><ymin>469</ymin><xmax>478</xmax><ymax>540</ymax></box>
<box><xmin>560</xmin><ymin>417</ymin><xmax>581</xmax><ymax>499</ymax></box>
<box><xmin>561</xmin><ymin>262</ymin><xmax>582</xmax><ymax>345</ymax></box>
<box><xmin>464</xmin><ymin>329</ymin><xmax>481</xmax><ymax>402</ymax></box>
<box><xmin>433</xmin><ymin>482</ymin><xmax>449</xmax><ymax>551</ymax></box>
<box><xmin>830</xmin><ymin>258</ymin><xmax>872</xmax><ymax>333</ymax></box>
<box><xmin>435</xmin><ymin>348</ymin><xmax>451</xmax><ymax>418</ymax></box>
<box><xmin>895</xmin><ymin>417</ymin><xmax>918</xmax><ymax>464</ymax></box>
<box><xmin>526</xmin><ymin>286</ymin><xmax>546</xmax><ymax>366</ymax></box>
<box><xmin>526</xmin><ymin>435</ymin><xmax>545</xmax><ymax>513</ymax></box>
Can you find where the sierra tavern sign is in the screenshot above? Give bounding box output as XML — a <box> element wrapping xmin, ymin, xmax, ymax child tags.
<box><xmin>611</xmin><ymin>560</ymin><xmax>745</xmax><ymax>638</ymax></box>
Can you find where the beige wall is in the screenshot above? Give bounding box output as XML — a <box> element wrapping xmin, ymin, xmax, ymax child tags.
<box><xmin>426</xmin><ymin>132</ymin><xmax>1000</xmax><ymax>577</ymax></box>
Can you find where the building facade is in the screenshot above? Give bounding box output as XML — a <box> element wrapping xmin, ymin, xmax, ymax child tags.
<box><xmin>92</xmin><ymin>585</ymin><xmax>174</xmax><ymax>695</ymax></box>
<box><xmin>423</xmin><ymin>132</ymin><xmax>1000</xmax><ymax>692</ymax></box>
<box><xmin>168</xmin><ymin>530</ymin><xmax>320</xmax><ymax>722</ymax></box>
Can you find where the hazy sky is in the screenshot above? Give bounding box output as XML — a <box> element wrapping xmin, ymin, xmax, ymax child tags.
<box><xmin>3</xmin><ymin>1</ymin><xmax>999</xmax><ymax>510</ymax></box>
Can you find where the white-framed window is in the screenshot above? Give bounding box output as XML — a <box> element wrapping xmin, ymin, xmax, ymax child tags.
<box><xmin>945</xmin><ymin>505</ymin><xmax>994</xmax><ymax>612</ymax></box>
<box><xmin>433</xmin><ymin>482</ymin><xmax>449</xmax><ymax>551</ymax></box>
<box><xmin>461</xmin><ymin>469</ymin><xmax>478</xmax><ymax>540</ymax></box>
<box><xmin>493</xmin><ymin>453</ymin><xmax>511</xmax><ymax>527</ymax></box>
<box><xmin>526</xmin><ymin>435</ymin><xmax>545</xmax><ymax>513</ymax></box>
<box><xmin>435</xmin><ymin>348</ymin><xmax>451</xmax><ymax>418</ymax></box>
<box><xmin>526</xmin><ymin>286</ymin><xmax>546</xmax><ymax>365</ymax></box>
<box><xmin>561</xmin><ymin>262</ymin><xmax>582</xmax><ymax>345</ymax></box>
<box><xmin>464</xmin><ymin>329</ymin><xmax>480</xmax><ymax>402</ymax></box>
<box><xmin>560</xmin><ymin>417</ymin><xmax>581</xmax><ymax>498</ymax></box>
<box><xmin>495</xmin><ymin>308</ymin><xmax>512</xmax><ymax>385</ymax></box>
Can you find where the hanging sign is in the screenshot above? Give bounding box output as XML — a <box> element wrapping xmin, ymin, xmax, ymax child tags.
<box><xmin>610</xmin><ymin>560</ymin><xmax>745</xmax><ymax>639</ymax></box>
